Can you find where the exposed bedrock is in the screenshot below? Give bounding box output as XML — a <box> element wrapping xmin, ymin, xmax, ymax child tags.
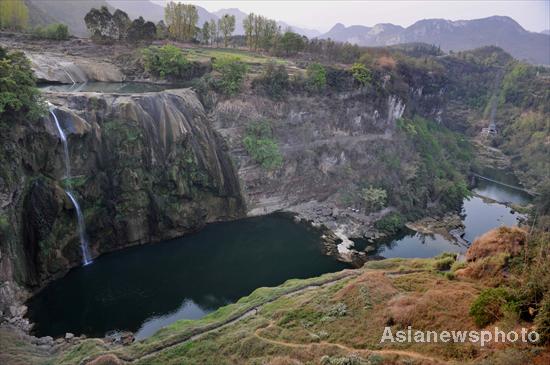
<box><xmin>25</xmin><ymin>52</ymin><xmax>125</xmax><ymax>84</ymax></box>
<box><xmin>0</xmin><ymin>89</ymin><xmax>245</xmax><ymax>313</ymax></box>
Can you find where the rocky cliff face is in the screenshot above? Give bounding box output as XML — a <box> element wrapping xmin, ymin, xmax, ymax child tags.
<box><xmin>0</xmin><ymin>89</ymin><xmax>244</xmax><ymax>312</ymax></box>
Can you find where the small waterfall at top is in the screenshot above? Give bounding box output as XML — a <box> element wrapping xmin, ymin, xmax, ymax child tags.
<box><xmin>48</xmin><ymin>102</ymin><xmax>93</xmax><ymax>265</ymax></box>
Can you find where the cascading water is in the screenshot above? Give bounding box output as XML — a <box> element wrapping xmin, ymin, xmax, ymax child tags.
<box><xmin>48</xmin><ymin>102</ymin><xmax>93</xmax><ymax>265</ymax></box>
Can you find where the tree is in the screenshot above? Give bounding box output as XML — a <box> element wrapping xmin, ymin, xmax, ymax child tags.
<box><xmin>361</xmin><ymin>186</ymin><xmax>387</xmax><ymax>211</ymax></box>
<box><xmin>210</xmin><ymin>18</ymin><xmax>219</xmax><ymax>46</ymax></box>
<box><xmin>156</xmin><ymin>20</ymin><xmax>168</xmax><ymax>39</ymax></box>
<box><xmin>127</xmin><ymin>17</ymin><xmax>156</xmax><ymax>44</ymax></box>
<box><xmin>141</xmin><ymin>45</ymin><xmax>190</xmax><ymax>79</ymax></box>
<box><xmin>243</xmin><ymin>13</ymin><xmax>254</xmax><ymax>49</ymax></box>
<box><xmin>278</xmin><ymin>31</ymin><xmax>305</xmax><ymax>56</ymax></box>
<box><xmin>85</xmin><ymin>6</ymin><xmax>130</xmax><ymax>43</ymax></box>
<box><xmin>218</xmin><ymin>14</ymin><xmax>235</xmax><ymax>47</ymax></box>
<box><xmin>164</xmin><ymin>2</ymin><xmax>198</xmax><ymax>41</ymax></box>
<box><xmin>0</xmin><ymin>47</ymin><xmax>44</xmax><ymax>124</ymax></box>
<box><xmin>201</xmin><ymin>21</ymin><xmax>210</xmax><ymax>45</ymax></box>
<box><xmin>0</xmin><ymin>0</ymin><xmax>28</xmax><ymax>31</ymax></box>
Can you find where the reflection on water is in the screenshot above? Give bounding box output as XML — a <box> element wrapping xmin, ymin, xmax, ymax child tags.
<box><xmin>27</xmin><ymin>214</ymin><xmax>346</xmax><ymax>339</ymax></box>
<box><xmin>39</xmin><ymin>82</ymin><xmax>182</xmax><ymax>94</ymax></box>
<box><xmin>473</xmin><ymin>167</ymin><xmax>532</xmax><ymax>205</ymax></box>
<box><xmin>357</xmin><ymin>170</ymin><xmax>525</xmax><ymax>259</ymax></box>
<box><xmin>354</xmin><ymin>229</ymin><xmax>466</xmax><ymax>258</ymax></box>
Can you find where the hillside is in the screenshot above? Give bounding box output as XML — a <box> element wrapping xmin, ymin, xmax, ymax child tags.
<box><xmin>322</xmin><ymin>16</ymin><xmax>550</xmax><ymax>65</ymax></box>
<box><xmin>24</xmin><ymin>0</ymin><xmax>112</xmax><ymax>37</ymax></box>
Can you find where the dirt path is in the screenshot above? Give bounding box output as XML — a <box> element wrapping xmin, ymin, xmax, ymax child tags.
<box><xmin>254</xmin><ymin>322</ymin><xmax>447</xmax><ymax>364</ymax></box>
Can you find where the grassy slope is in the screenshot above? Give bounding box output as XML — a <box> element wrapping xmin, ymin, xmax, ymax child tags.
<box><xmin>40</xmin><ymin>253</ymin><xmax>545</xmax><ymax>365</ymax></box>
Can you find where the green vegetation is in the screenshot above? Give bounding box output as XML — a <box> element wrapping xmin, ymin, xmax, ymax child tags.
<box><xmin>212</xmin><ymin>56</ymin><xmax>247</xmax><ymax>95</ymax></box>
<box><xmin>360</xmin><ymin>186</ymin><xmax>387</xmax><ymax>212</ymax></box>
<box><xmin>218</xmin><ymin>14</ymin><xmax>236</xmax><ymax>47</ymax></box>
<box><xmin>469</xmin><ymin>287</ymin><xmax>514</xmax><ymax>327</ymax></box>
<box><xmin>252</xmin><ymin>61</ymin><xmax>289</xmax><ymax>100</ymax></box>
<box><xmin>374</xmin><ymin>212</ymin><xmax>404</xmax><ymax>234</ymax></box>
<box><xmin>85</xmin><ymin>6</ymin><xmax>156</xmax><ymax>44</ymax></box>
<box><xmin>32</xmin><ymin>23</ymin><xmax>69</xmax><ymax>40</ymax></box>
<box><xmin>142</xmin><ymin>45</ymin><xmax>190</xmax><ymax>79</ymax></box>
<box><xmin>0</xmin><ymin>0</ymin><xmax>28</xmax><ymax>31</ymax></box>
<box><xmin>278</xmin><ymin>31</ymin><xmax>306</xmax><ymax>56</ymax></box>
<box><xmin>350</xmin><ymin>62</ymin><xmax>372</xmax><ymax>86</ymax></box>
<box><xmin>306</xmin><ymin>62</ymin><xmax>327</xmax><ymax>92</ymax></box>
<box><xmin>0</xmin><ymin>47</ymin><xmax>44</xmax><ymax>124</ymax></box>
<box><xmin>164</xmin><ymin>2</ymin><xmax>198</xmax><ymax>41</ymax></box>
<box><xmin>242</xmin><ymin>120</ymin><xmax>283</xmax><ymax>170</ymax></box>
<box><xmin>397</xmin><ymin>117</ymin><xmax>472</xmax><ymax>212</ymax></box>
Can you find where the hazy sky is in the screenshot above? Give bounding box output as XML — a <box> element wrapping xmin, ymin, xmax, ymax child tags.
<box><xmin>154</xmin><ymin>0</ymin><xmax>549</xmax><ymax>33</ymax></box>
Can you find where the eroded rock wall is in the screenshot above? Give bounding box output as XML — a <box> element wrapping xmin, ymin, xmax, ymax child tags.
<box><xmin>0</xmin><ymin>89</ymin><xmax>244</xmax><ymax>312</ymax></box>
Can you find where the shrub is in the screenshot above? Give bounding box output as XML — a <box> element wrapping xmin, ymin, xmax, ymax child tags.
<box><xmin>350</xmin><ymin>62</ymin><xmax>372</xmax><ymax>86</ymax></box>
<box><xmin>434</xmin><ymin>256</ymin><xmax>456</xmax><ymax>271</ymax></box>
<box><xmin>32</xmin><ymin>23</ymin><xmax>69</xmax><ymax>40</ymax></box>
<box><xmin>470</xmin><ymin>288</ymin><xmax>514</xmax><ymax>327</ymax></box>
<box><xmin>212</xmin><ymin>56</ymin><xmax>247</xmax><ymax>95</ymax></box>
<box><xmin>306</xmin><ymin>62</ymin><xmax>326</xmax><ymax>92</ymax></box>
<box><xmin>361</xmin><ymin>186</ymin><xmax>387</xmax><ymax>211</ymax></box>
<box><xmin>141</xmin><ymin>45</ymin><xmax>190</xmax><ymax>79</ymax></box>
<box><xmin>253</xmin><ymin>61</ymin><xmax>289</xmax><ymax>100</ymax></box>
<box><xmin>535</xmin><ymin>294</ymin><xmax>550</xmax><ymax>343</ymax></box>
<box><xmin>0</xmin><ymin>47</ymin><xmax>44</xmax><ymax>124</ymax></box>
<box><xmin>374</xmin><ymin>212</ymin><xmax>404</xmax><ymax>233</ymax></box>
<box><xmin>242</xmin><ymin>120</ymin><xmax>283</xmax><ymax>170</ymax></box>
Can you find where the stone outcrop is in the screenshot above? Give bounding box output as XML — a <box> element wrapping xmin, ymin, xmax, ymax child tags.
<box><xmin>0</xmin><ymin>89</ymin><xmax>244</xmax><ymax>313</ymax></box>
<box><xmin>26</xmin><ymin>52</ymin><xmax>125</xmax><ymax>84</ymax></box>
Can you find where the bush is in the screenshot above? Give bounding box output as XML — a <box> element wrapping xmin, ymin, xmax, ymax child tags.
<box><xmin>253</xmin><ymin>61</ymin><xmax>289</xmax><ymax>100</ymax></box>
<box><xmin>32</xmin><ymin>23</ymin><xmax>69</xmax><ymax>40</ymax></box>
<box><xmin>212</xmin><ymin>56</ymin><xmax>247</xmax><ymax>95</ymax></box>
<box><xmin>0</xmin><ymin>47</ymin><xmax>44</xmax><ymax>124</ymax></box>
<box><xmin>361</xmin><ymin>186</ymin><xmax>387</xmax><ymax>212</ymax></box>
<box><xmin>470</xmin><ymin>288</ymin><xmax>514</xmax><ymax>327</ymax></box>
<box><xmin>350</xmin><ymin>63</ymin><xmax>372</xmax><ymax>86</ymax></box>
<box><xmin>535</xmin><ymin>294</ymin><xmax>550</xmax><ymax>343</ymax></box>
<box><xmin>306</xmin><ymin>62</ymin><xmax>326</xmax><ymax>92</ymax></box>
<box><xmin>242</xmin><ymin>120</ymin><xmax>283</xmax><ymax>170</ymax></box>
<box><xmin>374</xmin><ymin>212</ymin><xmax>404</xmax><ymax>234</ymax></box>
<box><xmin>141</xmin><ymin>45</ymin><xmax>190</xmax><ymax>79</ymax></box>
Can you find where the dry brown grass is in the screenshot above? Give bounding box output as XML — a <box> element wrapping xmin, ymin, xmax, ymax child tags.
<box><xmin>466</xmin><ymin>226</ymin><xmax>527</xmax><ymax>262</ymax></box>
<box><xmin>87</xmin><ymin>354</ymin><xmax>123</xmax><ymax>365</ymax></box>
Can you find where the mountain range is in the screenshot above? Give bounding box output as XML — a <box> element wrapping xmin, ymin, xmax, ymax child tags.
<box><xmin>321</xmin><ymin>16</ymin><xmax>549</xmax><ymax>65</ymax></box>
<box><xmin>23</xmin><ymin>1</ymin><xmax>549</xmax><ymax>65</ymax></box>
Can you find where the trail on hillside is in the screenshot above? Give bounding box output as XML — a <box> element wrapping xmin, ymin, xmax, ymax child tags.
<box><xmin>253</xmin><ymin>321</ymin><xmax>447</xmax><ymax>364</ymax></box>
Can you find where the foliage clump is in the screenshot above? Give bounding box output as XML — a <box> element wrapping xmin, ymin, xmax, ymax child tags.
<box><xmin>350</xmin><ymin>62</ymin><xmax>372</xmax><ymax>86</ymax></box>
<box><xmin>242</xmin><ymin>120</ymin><xmax>283</xmax><ymax>170</ymax></box>
<box><xmin>306</xmin><ymin>63</ymin><xmax>327</xmax><ymax>92</ymax></box>
<box><xmin>0</xmin><ymin>47</ymin><xmax>44</xmax><ymax>124</ymax></box>
<box><xmin>374</xmin><ymin>212</ymin><xmax>404</xmax><ymax>234</ymax></box>
<box><xmin>361</xmin><ymin>186</ymin><xmax>387</xmax><ymax>212</ymax></box>
<box><xmin>32</xmin><ymin>23</ymin><xmax>69</xmax><ymax>40</ymax></box>
<box><xmin>469</xmin><ymin>287</ymin><xmax>514</xmax><ymax>327</ymax></box>
<box><xmin>85</xmin><ymin>6</ymin><xmax>155</xmax><ymax>44</ymax></box>
<box><xmin>212</xmin><ymin>56</ymin><xmax>247</xmax><ymax>95</ymax></box>
<box><xmin>142</xmin><ymin>45</ymin><xmax>190</xmax><ymax>79</ymax></box>
<box><xmin>253</xmin><ymin>61</ymin><xmax>289</xmax><ymax>100</ymax></box>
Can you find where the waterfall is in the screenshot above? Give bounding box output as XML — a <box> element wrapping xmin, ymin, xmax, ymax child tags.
<box><xmin>48</xmin><ymin>103</ymin><xmax>93</xmax><ymax>265</ymax></box>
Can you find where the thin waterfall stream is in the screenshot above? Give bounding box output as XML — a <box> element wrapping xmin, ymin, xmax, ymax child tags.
<box><xmin>47</xmin><ymin>102</ymin><xmax>93</xmax><ymax>265</ymax></box>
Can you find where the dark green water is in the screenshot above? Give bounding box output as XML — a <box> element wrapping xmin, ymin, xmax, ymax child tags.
<box><xmin>39</xmin><ymin>82</ymin><xmax>182</xmax><ymax>94</ymax></box>
<box><xmin>27</xmin><ymin>214</ymin><xmax>346</xmax><ymax>339</ymax></box>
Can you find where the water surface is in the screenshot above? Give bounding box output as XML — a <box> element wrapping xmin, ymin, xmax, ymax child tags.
<box><xmin>27</xmin><ymin>214</ymin><xmax>346</xmax><ymax>339</ymax></box>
